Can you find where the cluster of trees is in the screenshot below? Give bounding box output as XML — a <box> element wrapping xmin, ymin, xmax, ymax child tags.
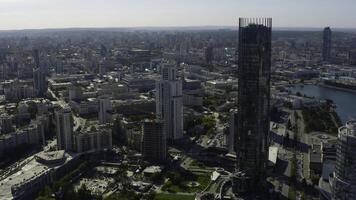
<box><xmin>37</xmin><ymin>185</ymin><xmax>99</xmax><ymax>200</ymax></box>
<box><xmin>203</xmin><ymin>96</ymin><xmax>216</xmax><ymax>111</ymax></box>
<box><xmin>185</xmin><ymin>114</ymin><xmax>216</xmax><ymax>136</ymax></box>
<box><xmin>202</xmin><ymin>115</ymin><xmax>216</xmax><ymax>136</ymax></box>
<box><xmin>161</xmin><ymin>168</ymin><xmax>210</xmax><ymax>194</ymax></box>
<box><xmin>165</xmin><ymin>170</ymin><xmax>193</xmax><ymax>186</ymax></box>
<box><xmin>203</xmin><ymin>95</ymin><xmax>227</xmax><ymax>112</ymax></box>
<box><xmin>149</xmin><ymin>172</ymin><xmax>165</xmax><ymax>185</ymax></box>
<box><xmin>302</xmin><ymin>107</ymin><xmax>338</xmax><ymax>134</ymax></box>
<box><xmin>36</xmin><ymin>161</ymin><xmax>93</xmax><ymax>200</ymax></box>
<box><xmin>162</xmin><ymin>170</ymin><xmax>194</xmax><ymax>192</ymax></box>
<box><xmin>37</xmin><ymin>186</ymin><xmax>156</xmax><ymax>200</ymax></box>
<box><xmin>185</xmin><ymin>115</ymin><xmax>204</xmax><ymax>135</ymax></box>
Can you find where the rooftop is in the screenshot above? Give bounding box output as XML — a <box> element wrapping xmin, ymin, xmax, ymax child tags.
<box><xmin>0</xmin><ymin>152</ymin><xmax>74</xmax><ymax>200</ymax></box>
<box><xmin>143</xmin><ymin>166</ymin><xmax>162</xmax><ymax>174</ymax></box>
<box><xmin>35</xmin><ymin>150</ymin><xmax>65</xmax><ymax>162</ymax></box>
<box><xmin>339</xmin><ymin>120</ymin><xmax>356</xmax><ymax>137</ymax></box>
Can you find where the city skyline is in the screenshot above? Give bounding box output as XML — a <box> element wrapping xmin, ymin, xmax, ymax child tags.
<box><xmin>1</xmin><ymin>0</ymin><xmax>356</xmax><ymax>30</ymax></box>
<box><xmin>0</xmin><ymin>0</ymin><xmax>355</xmax><ymax>197</ymax></box>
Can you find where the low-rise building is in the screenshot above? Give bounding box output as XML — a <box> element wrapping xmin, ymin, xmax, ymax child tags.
<box><xmin>69</xmin><ymin>99</ymin><xmax>98</xmax><ymax>115</ymax></box>
<box><xmin>0</xmin><ymin>150</ymin><xmax>75</xmax><ymax>200</ymax></box>
<box><xmin>309</xmin><ymin>143</ymin><xmax>322</xmax><ymax>175</ymax></box>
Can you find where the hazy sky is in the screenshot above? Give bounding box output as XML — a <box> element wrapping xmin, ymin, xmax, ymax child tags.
<box><xmin>1</xmin><ymin>0</ymin><xmax>355</xmax><ymax>30</ymax></box>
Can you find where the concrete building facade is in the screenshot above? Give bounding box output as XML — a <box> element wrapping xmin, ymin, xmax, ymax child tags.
<box><xmin>74</xmin><ymin>128</ymin><xmax>112</xmax><ymax>153</ymax></box>
<box><xmin>332</xmin><ymin>120</ymin><xmax>356</xmax><ymax>200</ymax></box>
<box><xmin>55</xmin><ymin>106</ymin><xmax>73</xmax><ymax>151</ymax></box>
<box><xmin>156</xmin><ymin>63</ymin><xmax>183</xmax><ymax>141</ymax></box>
<box><xmin>99</xmin><ymin>96</ymin><xmax>112</xmax><ymax>124</ymax></box>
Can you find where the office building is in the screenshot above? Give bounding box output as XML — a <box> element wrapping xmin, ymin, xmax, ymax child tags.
<box><xmin>55</xmin><ymin>106</ymin><xmax>73</xmax><ymax>151</ymax></box>
<box><xmin>332</xmin><ymin>120</ymin><xmax>356</xmax><ymax>199</ymax></box>
<box><xmin>156</xmin><ymin>63</ymin><xmax>183</xmax><ymax>141</ymax></box>
<box><xmin>234</xmin><ymin>18</ymin><xmax>272</xmax><ymax>193</ymax></box>
<box><xmin>323</xmin><ymin>27</ymin><xmax>332</xmax><ymax>62</ymax></box>
<box><xmin>141</xmin><ymin>120</ymin><xmax>167</xmax><ymax>163</ymax></box>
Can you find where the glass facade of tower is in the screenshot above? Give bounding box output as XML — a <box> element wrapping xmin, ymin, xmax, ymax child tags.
<box><xmin>235</xmin><ymin>18</ymin><xmax>272</xmax><ymax>190</ymax></box>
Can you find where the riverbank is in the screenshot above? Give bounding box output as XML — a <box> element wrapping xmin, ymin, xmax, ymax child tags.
<box><xmin>318</xmin><ymin>82</ymin><xmax>356</xmax><ymax>94</ymax></box>
<box><xmin>288</xmin><ymin>84</ymin><xmax>356</xmax><ymax>123</ymax></box>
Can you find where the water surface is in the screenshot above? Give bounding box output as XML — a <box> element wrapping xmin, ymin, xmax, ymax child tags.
<box><xmin>289</xmin><ymin>84</ymin><xmax>356</xmax><ymax>123</ymax></box>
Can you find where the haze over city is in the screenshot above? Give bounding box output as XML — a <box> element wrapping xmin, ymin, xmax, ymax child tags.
<box><xmin>1</xmin><ymin>0</ymin><xmax>356</xmax><ymax>30</ymax></box>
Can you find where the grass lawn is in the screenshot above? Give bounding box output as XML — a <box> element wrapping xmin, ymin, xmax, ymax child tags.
<box><xmin>190</xmin><ymin>160</ymin><xmax>206</xmax><ymax>169</ymax></box>
<box><xmin>162</xmin><ymin>174</ymin><xmax>210</xmax><ymax>193</ymax></box>
<box><xmin>155</xmin><ymin>193</ymin><xmax>195</xmax><ymax>200</ymax></box>
<box><xmin>197</xmin><ymin>175</ymin><xmax>210</xmax><ymax>188</ymax></box>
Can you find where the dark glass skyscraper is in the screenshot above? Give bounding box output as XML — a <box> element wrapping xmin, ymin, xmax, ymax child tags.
<box><xmin>142</xmin><ymin>120</ymin><xmax>167</xmax><ymax>163</ymax></box>
<box><xmin>323</xmin><ymin>27</ymin><xmax>332</xmax><ymax>62</ymax></box>
<box><xmin>234</xmin><ymin>18</ymin><xmax>272</xmax><ymax>193</ymax></box>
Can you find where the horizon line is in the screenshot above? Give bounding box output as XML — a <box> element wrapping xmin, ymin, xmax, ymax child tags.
<box><xmin>1</xmin><ymin>25</ymin><xmax>356</xmax><ymax>32</ymax></box>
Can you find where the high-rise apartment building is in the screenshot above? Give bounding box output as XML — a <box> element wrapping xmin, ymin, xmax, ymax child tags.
<box><xmin>74</xmin><ymin>125</ymin><xmax>112</xmax><ymax>153</ymax></box>
<box><xmin>323</xmin><ymin>27</ymin><xmax>332</xmax><ymax>62</ymax></box>
<box><xmin>55</xmin><ymin>106</ymin><xmax>73</xmax><ymax>151</ymax></box>
<box><xmin>332</xmin><ymin>120</ymin><xmax>356</xmax><ymax>199</ymax></box>
<box><xmin>205</xmin><ymin>46</ymin><xmax>214</xmax><ymax>64</ymax></box>
<box><xmin>234</xmin><ymin>18</ymin><xmax>272</xmax><ymax>193</ymax></box>
<box><xmin>99</xmin><ymin>96</ymin><xmax>112</xmax><ymax>124</ymax></box>
<box><xmin>33</xmin><ymin>50</ymin><xmax>47</xmax><ymax>97</ymax></box>
<box><xmin>156</xmin><ymin>63</ymin><xmax>183</xmax><ymax>141</ymax></box>
<box><xmin>142</xmin><ymin>120</ymin><xmax>167</xmax><ymax>163</ymax></box>
<box><xmin>33</xmin><ymin>68</ymin><xmax>47</xmax><ymax>97</ymax></box>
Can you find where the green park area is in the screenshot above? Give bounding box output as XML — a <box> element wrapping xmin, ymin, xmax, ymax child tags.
<box><xmin>302</xmin><ymin>107</ymin><xmax>341</xmax><ymax>134</ymax></box>
<box><xmin>161</xmin><ymin>170</ymin><xmax>210</xmax><ymax>193</ymax></box>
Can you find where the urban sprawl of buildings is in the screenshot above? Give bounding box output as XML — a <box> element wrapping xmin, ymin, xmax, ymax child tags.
<box><xmin>0</xmin><ymin>17</ymin><xmax>355</xmax><ymax>200</ymax></box>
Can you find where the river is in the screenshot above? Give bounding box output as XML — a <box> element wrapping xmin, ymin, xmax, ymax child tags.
<box><xmin>288</xmin><ymin>84</ymin><xmax>356</xmax><ymax>123</ymax></box>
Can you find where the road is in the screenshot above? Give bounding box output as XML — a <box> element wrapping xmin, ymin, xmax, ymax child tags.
<box><xmin>293</xmin><ymin>110</ymin><xmax>310</xmax><ymax>180</ymax></box>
